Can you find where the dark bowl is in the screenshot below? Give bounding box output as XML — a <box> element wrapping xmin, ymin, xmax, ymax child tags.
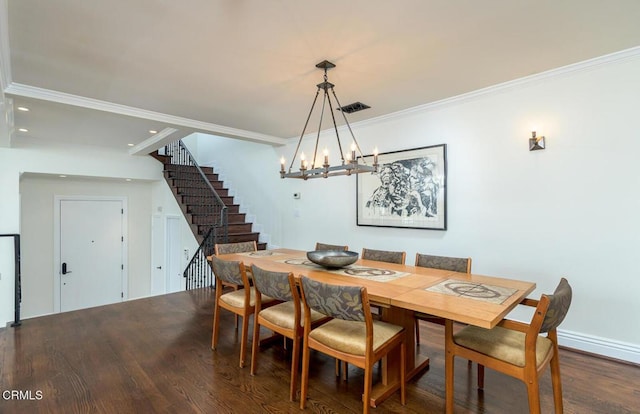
<box><xmin>306</xmin><ymin>250</ymin><xmax>359</xmax><ymax>269</ymax></box>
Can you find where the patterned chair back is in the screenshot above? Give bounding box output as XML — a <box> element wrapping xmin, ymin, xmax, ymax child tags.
<box><xmin>361</xmin><ymin>248</ymin><xmax>406</xmax><ymax>265</ymax></box>
<box><xmin>300</xmin><ymin>276</ymin><xmax>366</xmax><ymax>322</ymax></box>
<box><xmin>315</xmin><ymin>242</ymin><xmax>349</xmax><ymax>251</ymax></box>
<box><xmin>210</xmin><ymin>256</ymin><xmax>244</xmax><ymax>286</ymax></box>
<box><xmin>251</xmin><ymin>265</ymin><xmax>294</xmax><ymax>302</ymax></box>
<box><xmin>215</xmin><ymin>241</ymin><xmax>257</xmax><ymax>255</ymax></box>
<box><xmin>415</xmin><ymin>253</ymin><xmax>471</xmax><ymax>273</ymax></box>
<box><xmin>540</xmin><ymin>278</ymin><xmax>572</xmax><ymax>333</ymax></box>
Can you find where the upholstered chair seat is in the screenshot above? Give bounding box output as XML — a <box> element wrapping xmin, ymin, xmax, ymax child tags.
<box><xmin>259</xmin><ymin>301</ymin><xmax>326</xmax><ymax>330</ymax></box>
<box><xmin>309</xmin><ymin>319</ymin><xmax>404</xmax><ymax>356</ymax></box>
<box><xmin>220</xmin><ymin>287</ymin><xmax>273</xmax><ymax>308</ymax></box>
<box><xmin>453</xmin><ymin>325</ymin><xmax>553</xmax><ymax>367</ymax></box>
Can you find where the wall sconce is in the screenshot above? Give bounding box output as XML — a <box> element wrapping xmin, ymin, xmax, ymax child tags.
<box><xmin>529</xmin><ymin>131</ymin><xmax>545</xmax><ymax>151</ymax></box>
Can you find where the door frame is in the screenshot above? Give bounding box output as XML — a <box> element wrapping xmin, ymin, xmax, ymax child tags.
<box><xmin>165</xmin><ymin>215</ymin><xmax>182</xmax><ymax>293</ymax></box>
<box><xmin>53</xmin><ymin>195</ymin><xmax>129</xmax><ymax>313</ymax></box>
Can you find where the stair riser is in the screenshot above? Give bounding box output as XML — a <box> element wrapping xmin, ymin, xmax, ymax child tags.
<box><xmin>182</xmin><ymin>195</ymin><xmax>234</xmax><ymax>205</ymax></box>
<box><xmin>166</xmin><ymin>171</ymin><xmax>220</xmax><ymax>182</ymax></box>
<box><xmin>191</xmin><ymin>213</ymin><xmax>246</xmax><ymax>224</ymax></box>
<box><xmin>164</xmin><ymin>164</ymin><xmax>214</xmax><ymax>174</ymax></box>
<box><xmin>169</xmin><ymin>179</ymin><xmax>224</xmax><ymax>189</ymax></box>
<box><xmin>188</xmin><ymin>205</ymin><xmax>240</xmax><ymax>214</ymax></box>
<box><xmin>176</xmin><ymin>187</ymin><xmax>229</xmax><ymax>197</ymax></box>
<box><xmin>199</xmin><ymin>223</ymin><xmax>252</xmax><ymax>234</ymax></box>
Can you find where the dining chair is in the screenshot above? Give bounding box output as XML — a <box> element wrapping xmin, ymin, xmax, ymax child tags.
<box><xmin>299</xmin><ymin>276</ymin><xmax>406</xmax><ymax>414</ymax></box>
<box><xmin>414</xmin><ymin>253</ymin><xmax>472</xmax><ymax>344</ymax></box>
<box><xmin>214</xmin><ymin>240</ymin><xmax>257</xmax><ymax>255</ymax></box>
<box><xmin>361</xmin><ymin>248</ymin><xmax>406</xmax><ymax>265</ymax></box>
<box><xmin>209</xmin><ymin>256</ymin><xmax>277</xmax><ymax>368</ymax></box>
<box><xmin>250</xmin><ymin>265</ymin><xmax>330</xmax><ymax>401</ymax></box>
<box><xmin>445</xmin><ymin>278</ymin><xmax>572</xmax><ymax>414</ymax></box>
<box><xmin>315</xmin><ymin>242</ymin><xmax>349</xmax><ymax>251</ymax></box>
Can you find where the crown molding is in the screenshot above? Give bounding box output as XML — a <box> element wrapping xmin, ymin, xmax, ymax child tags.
<box><xmin>4</xmin><ymin>83</ymin><xmax>288</xmax><ymax>146</ymax></box>
<box><xmin>352</xmin><ymin>46</ymin><xmax>640</xmax><ymax>130</ymax></box>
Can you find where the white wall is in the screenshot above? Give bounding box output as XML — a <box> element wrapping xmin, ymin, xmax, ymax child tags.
<box><xmin>20</xmin><ymin>176</ymin><xmax>150</xmax><ymax>317</ymax></box>
<box><xmin>0</xmin><ymin>139</ymin><xmax>196</xmax><ymax>324</ymax></box>
<box><xmin>197</xmin><ymin>52</ymin><xmax>640</xmax><ymax>362</ymax></box>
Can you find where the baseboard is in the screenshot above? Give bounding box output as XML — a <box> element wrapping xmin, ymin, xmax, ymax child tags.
<box><xmin>558</xmin><ymin>329</ymin><xmax>640</xmax><ymax>364</ymax></box>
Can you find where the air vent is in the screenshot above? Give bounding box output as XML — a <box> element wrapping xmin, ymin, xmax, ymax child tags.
<box><xmin>337</xmin><ymin>102</ymin><xmax>371</xmax><ymax>114</ymax></box>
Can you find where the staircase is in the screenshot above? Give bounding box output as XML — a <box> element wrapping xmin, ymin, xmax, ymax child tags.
<box><xmin>162</xmin><ymin>163</ymin><xmax>266</xmax><ymax>249</ymax></box>
<box><xmin>152</xmin><ymin>141</ymin><xmax>266</xmax><ymax>289</ymax></box>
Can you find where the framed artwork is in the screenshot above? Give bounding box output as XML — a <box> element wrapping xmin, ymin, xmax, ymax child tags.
<box><xmin>357</xmin><ymin>144</ymin><xmax>447</xmax><ymax>230</ymax></box>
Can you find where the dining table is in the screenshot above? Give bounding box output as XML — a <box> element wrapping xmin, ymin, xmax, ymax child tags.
<box><xmin>214</xmin><ymin>248</ymin><xmax>536</xmax><ymax>408</ymax></box>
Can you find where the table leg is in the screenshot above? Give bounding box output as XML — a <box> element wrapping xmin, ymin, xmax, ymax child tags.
<box><xmin>369</xmin><ymin>306</ymin><xmax>430</xmax><ymax>407</ymax></box>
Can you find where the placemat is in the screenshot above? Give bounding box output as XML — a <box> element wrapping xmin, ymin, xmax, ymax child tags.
<box><xmin>236</xmin><ymin>250</ymin><xmax>285</xmax><ymax>257</ymax></box>
<box><xmin>425</xmin><ymin>279</ymin><xmax>517</xmax><ymax>304</ymax></box>
<box><xmin>278</xmin><ymin>258</ymin><xmax>411</xmax><ymax>283</ymax></box>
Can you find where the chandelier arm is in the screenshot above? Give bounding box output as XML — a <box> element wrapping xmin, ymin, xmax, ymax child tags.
<box><xmin>312</xmin><ymin>86</ymin><xmax>328</xmax><ymax>169</ymax></box>
<box><xmin>289</xmin><ymin>89</ymin><xmax>321</xmax><ymax>172</ymax></box>
<box><xmin>325</xmin><ymin>87</ymin><xmax>345</xmax><ymax>164</ymax></box>
<box><xmin>331</xmin><ymin>88</ymin><xmax>368</xmax><ymax>165</ymax></box>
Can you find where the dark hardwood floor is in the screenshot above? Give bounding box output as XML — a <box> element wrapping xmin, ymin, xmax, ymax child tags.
<box><xmin>1</xmin><ymin>288</ymin><xmax>638</xmax><ymax>413</ymax></box>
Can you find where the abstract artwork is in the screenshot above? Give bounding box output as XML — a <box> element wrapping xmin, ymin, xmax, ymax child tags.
<box><xmin>357</xmin><ymin>144</ymin><xmax>447</xmax><ymax>230</ymax></box>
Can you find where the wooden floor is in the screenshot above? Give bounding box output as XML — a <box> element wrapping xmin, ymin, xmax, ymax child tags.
<box><xmin>1</xmin><ymin>288</ymin><xmax>638</xmax><ymax>413</ymax></box>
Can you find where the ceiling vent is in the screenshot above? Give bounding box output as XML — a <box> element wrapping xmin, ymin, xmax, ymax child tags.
<box><xmin>337</xmin><ymin>101</ymin><xmax>370</xmax><ymax>114</ymax></box>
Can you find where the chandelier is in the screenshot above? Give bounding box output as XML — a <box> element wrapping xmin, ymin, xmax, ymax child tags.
<box><xmin>280</xmin><ymin>60</ymin><xmax>378</xmax><ymax>179</ymax></box>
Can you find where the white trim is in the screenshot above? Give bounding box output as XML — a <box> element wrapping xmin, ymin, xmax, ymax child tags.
<box><xmin>4</xmin><ymin>82</ymin><xmax>288</xmax><ymax>146</ymax></box>
<box><xmin>129</xmin><ymin>127</ymin><xmax>179</xmax><ymax>156</ymax></box>
<box><xmin>292</xmin><ymin>46</ymin><xmax>640</xmax><ymax>140</ymax></box>
<box><xmin>558</xmin><ymin>329</ymin><xmax>640</xmax><ymax>365</ymax></box>
<box><xmin>53</xmin><ymin>195</ymin><xmax>129</xmax><ymax>312</ymax></box>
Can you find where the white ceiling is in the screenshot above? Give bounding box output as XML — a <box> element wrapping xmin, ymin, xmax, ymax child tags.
<box><xmin>3</xmin><ymin>1</ymin><xmax>640</xmax><ymax>152</ymax></box>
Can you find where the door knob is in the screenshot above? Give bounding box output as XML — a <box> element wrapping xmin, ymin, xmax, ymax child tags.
<box><xmin>62</xmin><ymin>262</ymin><xmax>72</xmax><ymax>275</ymax></box>
<box><xmin>156</xmin><ymin>266</ymin><xmax>162</xmax><ymax>269</ymax></box>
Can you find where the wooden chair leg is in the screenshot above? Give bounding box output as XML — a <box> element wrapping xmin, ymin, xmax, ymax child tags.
<box><xmin>477</xmin><ymin>364</ymin><xmax>485</xmax><ymax>389</ymax></box>
<box><xmin>363</xmin><ymin>364</ymin><xmax>372</xmax><ymax>414</ymax></box>
<box><xmin>400</xmin><ymin>340</ymin><xmax>406</xmax><ymax>405</ymax></box>
<box><xmin>300</xmin><ymin>339</ymin><xmax>311</xmax><ymax>409</ymax></box>
<box><xmin>250</xmin><ymin>316</ymin><xmax>260</xmax><ymax>375</ymax></box>
<box><xmin>415</xmin><ymin>318</ymin><xmax>421</xmax><ymax>344</ymax></box>
<box><xmin>211</xmin><ymin>302</ymin><xmax>221</xmax><ymax>350</ymax></box>
<box><xmin>550</xmin><ymin>348</ymin><xmax>564</xmax><ymax>413</ymax></box>
<box><xmin>239</xmin><ymin>313</ymin><xmax>250</xmax><ymax>368</ymax></box>
<box><xmin>525</xmin><ymin>376</ymin><xmax>542</xmax><ymax>414</ymax></box>
<box><xmin>290</xmin><ymin>335</ymin><xmax>300</xmax><ymax>402</ymax></box>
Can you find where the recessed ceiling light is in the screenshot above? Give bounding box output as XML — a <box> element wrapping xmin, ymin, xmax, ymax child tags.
<box><xmin>17</xmin><ymin>106</ymin><xmax>30</xmax><ymax>112</ymax></box>
<box><xmin>149</xmin><ymin>130</ymin><xmax>158</xmax><ymax>134</ymax></box>
<box><xmin>128</xmin><ymin>143</ymin><xmax>134</xmax><ymax>147</ymax></box>
<box><xmin>125</xmin><ymin>178</ymin><xmax>132</xmax><ymax>182</ymax></box>
<box><xmin>18</xmin><ymin>128</ymin><xmax>28</xmax><ymax>132</ymax></box>
<box><xmin>59</xmin><ymin>175</ymin><xmax>67</xmax><ymax>178</ymax></box>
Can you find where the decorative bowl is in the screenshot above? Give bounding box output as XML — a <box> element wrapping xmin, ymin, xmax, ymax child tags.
<box><xmin>306</xmin><ymin>250</ymin><xmax>359</xmax><ymax>269</ymax></box>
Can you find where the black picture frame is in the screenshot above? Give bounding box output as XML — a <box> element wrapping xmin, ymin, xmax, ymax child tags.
<box><xmin>356</xmin><ymin>144</ymin><xmax>447</xmax><ymax>230</ymax></box>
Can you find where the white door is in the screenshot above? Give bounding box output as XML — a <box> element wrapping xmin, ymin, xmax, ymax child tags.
<box><xmin>166</xmin><ymin>216</ymin><xmax>183</xmax><ymax>292</ymax></box>
<box><xmin>59</xmin><ymin>199</ymin><xmax>124</xmax><ymax>312</ymax></box>
<box><xmin>150</xmin><ymin>214</ymin><xmax>166</xmax><ymax>295</ymax></box>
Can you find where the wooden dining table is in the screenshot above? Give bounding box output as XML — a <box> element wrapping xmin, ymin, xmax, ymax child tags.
<box><xmin>214</xmin><ymin>248</ymin><xmax>536</xmax><ymax>408</ymax></box>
